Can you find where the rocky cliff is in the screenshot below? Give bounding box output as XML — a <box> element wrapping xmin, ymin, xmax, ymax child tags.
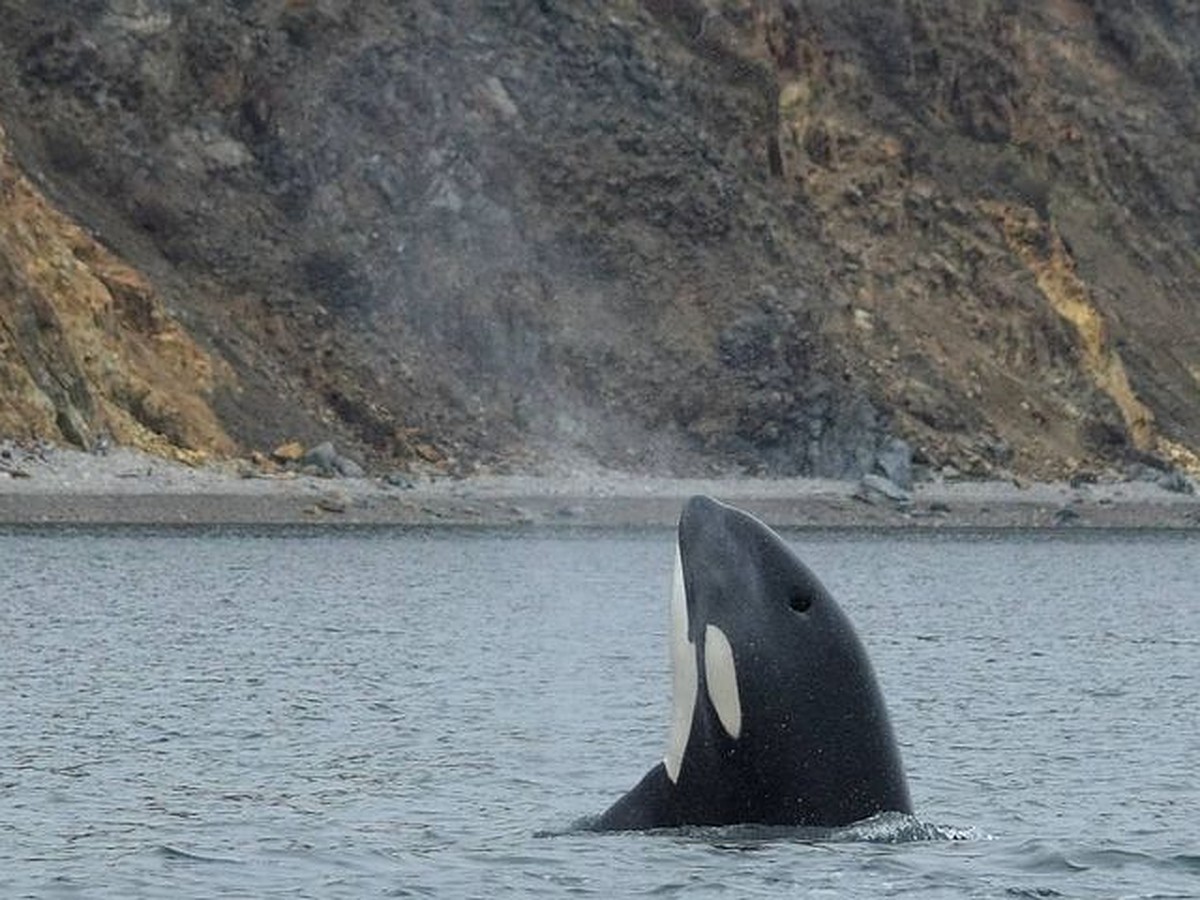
<box><xmin>0</xmin><ymin>122</ymin><xmax>233</xmax><ymax>462</ymax></box>
<box><xmin>0</xmin><ymin>0</ymin><xmax>1197</xmax><ymax>478</ymax></box>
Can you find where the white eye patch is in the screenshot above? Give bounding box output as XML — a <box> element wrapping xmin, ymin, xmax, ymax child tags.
<box><xmin>704</xmin><ymin>624</ymin><xmax>742</xmax><ymax>740</ymax></box>
<box><xmin>665</xmin><ymin>545</ymin><xmax>697</xmax><ymax>784</ymax></box>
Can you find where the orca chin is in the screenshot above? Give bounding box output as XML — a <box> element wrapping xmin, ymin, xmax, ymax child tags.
<box><xmin>590</xmin><ymin>495</ymin><xmax>912</xmax><ymax>831</ymax></box>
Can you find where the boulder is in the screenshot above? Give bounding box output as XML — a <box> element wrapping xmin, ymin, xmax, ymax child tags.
<box><xmin>859</xmin><ymin>473</ymin><xmax>912</xmax><ymax>503</ymax></box>
<box><xmin>1157</xmin><ymin>470</ymin><xmax>1196</xmax><ymax>495</ymax></box>
<box><xmin>874</xmin><ymin>437</ymin><xmax>914</xmax><ymax>490</ymax></box>
<box><xmin>333</xmin><ymin>453</ymin><xmax>365</xmax><ymax>478</ymax></box>
<box><xmin>272</xmin><ymin>440</ymin><xmax>306</xmax><ymax>463</ymax></box>
<box><xmin>301</xmin><ymin>441</ymin><xmax>339</xmax><ymax>476</ymax></box>
<box><xmin>298</xmin><ymin>440</ymin><xmax>366</xmax><ymax>477</ymax></box>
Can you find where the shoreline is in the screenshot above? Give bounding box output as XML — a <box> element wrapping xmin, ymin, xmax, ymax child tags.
<box><xmin>2</xmin><ymin>447</ymin><xmax>1199</xmax><ymax>530</ymax></box>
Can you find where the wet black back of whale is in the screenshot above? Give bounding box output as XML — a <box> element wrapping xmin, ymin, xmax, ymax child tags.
<box><xmin>592</xmin><ymin>496</ymin><xmax>911</xmax><ymax>830</ymax></box>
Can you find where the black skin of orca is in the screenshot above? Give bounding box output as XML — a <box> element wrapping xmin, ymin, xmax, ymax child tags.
<box><xmin>591</xmin><ymin>495</ymin><xmax>912</xmax><ymax>830</ymax></box>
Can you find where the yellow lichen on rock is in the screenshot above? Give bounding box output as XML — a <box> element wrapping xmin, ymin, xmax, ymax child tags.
<box><xmin>1158</xmin><ymin>438</ymin><xmax>1200</xmax><ymax>477</ymax></box>
<box><xmin>0</xmin><ymin>122</ymin><xmax>236</xmax><ymax>461</ymax></box>
<box><xmin>988</xmin><ymin>201</ymin><xmax>1158</xmax><ymax>453</ymax></box>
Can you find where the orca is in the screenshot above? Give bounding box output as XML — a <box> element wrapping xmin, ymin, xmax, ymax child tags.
<box><xmin>591</xmin><ymin>495</ymin><xmax>912</xmax><ymax>830</ymax></box>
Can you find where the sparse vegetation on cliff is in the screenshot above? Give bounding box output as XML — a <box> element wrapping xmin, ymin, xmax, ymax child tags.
<box><xmin>0</xmin><ymin>1</ymin><xmax>1197</xmax><ymax>479</ymax></box>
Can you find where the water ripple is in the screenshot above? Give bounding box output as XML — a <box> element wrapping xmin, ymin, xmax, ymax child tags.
<box><xmin>2</xmin><ymin>528</ymin><xmax>1198</xmax><ymax>898</ymax></box>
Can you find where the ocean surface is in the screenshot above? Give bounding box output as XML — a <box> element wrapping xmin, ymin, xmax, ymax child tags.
<box><xmin>1</xmin><ymin>523</ymin><xmax>1198</xmax><ymax>898</ymax></box>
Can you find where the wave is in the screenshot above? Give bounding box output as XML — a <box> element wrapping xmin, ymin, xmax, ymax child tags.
<box><xmin>552</xmin><ymin>810</ymin><xmax>984</xmax><ymax>843</ymax></box>
<box><xmin>156</xmin><ymin>845</ymin><xmax>244</xmax><ymax>864</ymax></box>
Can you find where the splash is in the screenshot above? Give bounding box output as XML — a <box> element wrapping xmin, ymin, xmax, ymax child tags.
<box><xmin>554</xmin><ymin>810</ymin><xmax>985</xmax><ymax>843</ymax></box>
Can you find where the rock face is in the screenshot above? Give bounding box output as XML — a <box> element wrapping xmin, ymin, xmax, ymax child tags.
<box><xmin>0</xmin><ymin>1</ymin><xmax>1197</xmax><ymax>477</ymax></box>
<box><xmin>0</xmin><ymin>122</ymin><xmax>233</xmax><ymax>461</ymax></box>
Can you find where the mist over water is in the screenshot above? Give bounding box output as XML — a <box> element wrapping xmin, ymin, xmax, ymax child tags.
<box><xmin>2</xmin><ymin>525</ymin><xmax>1198</xmax><ymax>898</ymax></box>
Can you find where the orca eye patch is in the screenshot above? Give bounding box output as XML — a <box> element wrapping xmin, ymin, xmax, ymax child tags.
<box><xmin>789</xmin><ymin>590</ymin><xmax>812</xmax><ymax>613</ymax></box>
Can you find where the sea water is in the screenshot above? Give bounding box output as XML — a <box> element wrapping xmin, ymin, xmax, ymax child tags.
<box><xmin>1</xmin><ymin>525</ymin><xmax>1198</xmax><ymax>898</ymax></box>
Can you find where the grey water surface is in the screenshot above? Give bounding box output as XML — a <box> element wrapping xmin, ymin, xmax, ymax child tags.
<box><xmin>1</xmin><ymin>525</ymin><xmax>1198</xmax><ymax>898</ymax></box>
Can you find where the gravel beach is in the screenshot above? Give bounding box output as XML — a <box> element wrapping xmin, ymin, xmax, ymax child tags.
<box><xmin>2</xmin><ymin>445</ymin><xmax>1198</xmax><ymax>530</ymax></box>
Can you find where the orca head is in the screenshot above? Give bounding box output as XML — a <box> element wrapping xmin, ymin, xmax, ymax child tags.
<box><xmin>665</xmin><ymin>495</ymin><xmax>834</xmax><ymax>781</ymax></box>
<box><xmin>663</xmin><ymin>495</ymin><xmax>908</xmax><ymax>823</ymax></box>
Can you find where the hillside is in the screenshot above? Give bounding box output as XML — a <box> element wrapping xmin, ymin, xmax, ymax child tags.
<box><xmin>0</xmin><ymin>121</ymin><xmax>232</xmax><ymax>462</ymax></box>
<box><xmin>1</xmin><ymin>0</ymin><xmax>1198</xmax><ymax>479</ymax></box>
